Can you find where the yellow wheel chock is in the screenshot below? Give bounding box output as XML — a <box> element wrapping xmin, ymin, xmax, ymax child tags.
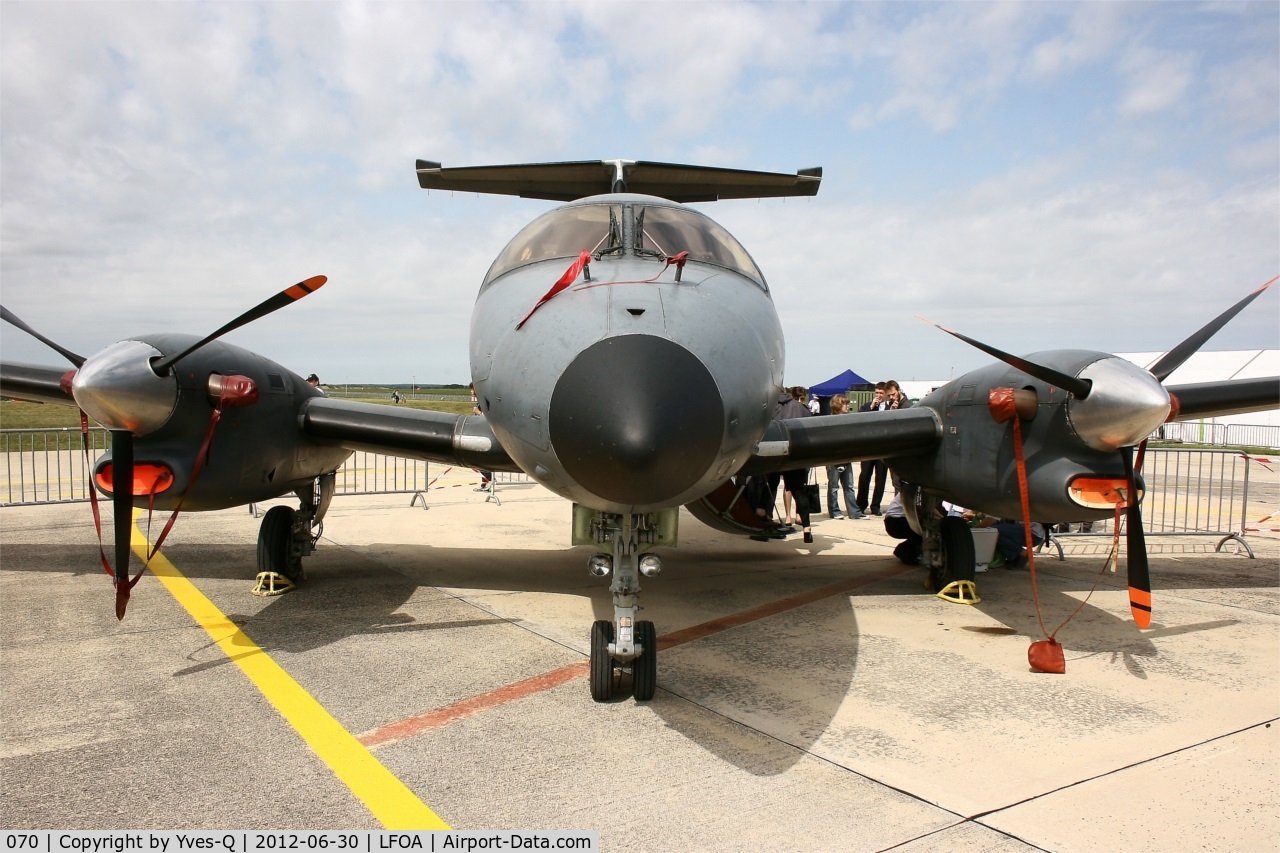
<box><xmin>936</xmin><ymin>580</ymin><xmax>981</xmax><ymax>605</ymax></box>
<box><xmin>252</xmin><ymin>571</ymin><xmax>296</xmax><ymax>597</ymax></box>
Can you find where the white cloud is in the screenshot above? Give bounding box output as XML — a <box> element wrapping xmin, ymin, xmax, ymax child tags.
<box><xmin>1116</xmin><ymin>45</ymin><xmax>1196</xmax><ymax>117</ymax></box>
<box><xmin>1</xmin><ymin>0</ymin><xmax>1275</xmax><ymax>387</ymax></box>
<box><xmin>1025</xmin><ymin>2</ymin><xmax>1125</xmax><ymax>78</ymax></box>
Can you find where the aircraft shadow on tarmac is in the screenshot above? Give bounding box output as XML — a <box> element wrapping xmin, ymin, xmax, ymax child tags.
<box><xmin>282</xmin><ymin>534</ymin><xmax>1262</xmax><ymax>772</ymax></box>
<box><xmin>955</xmin><ymin>568</ymin><xmax>1244</xmax><ymax>679</ymax></box>
<box><xmin>0</xmin><ymin>534</ymin><xmax>1260</xmax><ymax>776</ymax></box>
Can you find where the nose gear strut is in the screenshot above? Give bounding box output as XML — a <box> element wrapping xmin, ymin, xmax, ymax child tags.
<box><xmin>577</xmin><ymin>507</ymin><xmax>676</xmax><ymax>702</ymax></box>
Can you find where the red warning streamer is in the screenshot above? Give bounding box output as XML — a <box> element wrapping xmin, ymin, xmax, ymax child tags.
<box><xmin>516</xmin><ymin>251</ymin><xmax>592</xmax><ymax>330</ymax></box>
<box><xmin>989</xmin><ymin>388</ymin><xmax>1115</xmax><ymax>674</ymax></box>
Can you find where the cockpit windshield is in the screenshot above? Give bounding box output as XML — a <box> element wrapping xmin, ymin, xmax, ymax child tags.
<box><xmin>481</xmin><ymin>200</ymin><xmax>765</xmax><ymax>288</ymax></box>
<box><xmin>635</xmin><ymin>205</ymin><xmax>764</xmax><ymax>286</ymax></box>
<box><xmin>484</xmin><ymin>204</ymin><xmax>621</xmax><ymax>285</ymax></box>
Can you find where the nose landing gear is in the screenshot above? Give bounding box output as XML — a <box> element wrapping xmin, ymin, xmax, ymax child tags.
<box><xmin>578</xmin><ymin>508</ymin><xmax>675</xmax><ymax>702</ymax></box>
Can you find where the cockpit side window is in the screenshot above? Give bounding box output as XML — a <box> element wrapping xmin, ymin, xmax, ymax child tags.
<box><xmin>634</xmin><ymin>205</ymin><xmax>766</xmax><ymax>287</ymax></box>
<box><xmin>484</xmin><ymin>204</ymin><xmax>621</xmax><ymax>286</ymax></box>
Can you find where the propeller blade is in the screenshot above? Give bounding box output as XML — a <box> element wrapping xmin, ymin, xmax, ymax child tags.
<box><xmin>151</xmin><ymin>275</ymin><xmax>326</xmax><ymax>374</ymax></box>
<box><xmin>1</xmin><ymin>305</ymin><xmax>86</xmax><ymax>368</ymax></box>
<box><xmin>1147</xmin><ymin>277</ymin><xmax>1277</xmax><ymax>382</ymax></box>
<box><xmin>916</xmin><ymin>316</ymin><xmax>1093</xmax><ymax>398</ymax></box>
<box><xmin>111</xmin><ymin>429</ymin><xmax>134</xmax><ymax>620</ymax></box>
<box><xmin>1120</xmin><ymin>445</ymin><xmax>1152</xmax><ymax>629</ymax></box>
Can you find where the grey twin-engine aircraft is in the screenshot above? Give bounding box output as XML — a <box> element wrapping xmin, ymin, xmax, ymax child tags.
<box><xmin>2</xmin><ymin>158</ymin><xmax>1276</xmax><ymax>701</ymax></box>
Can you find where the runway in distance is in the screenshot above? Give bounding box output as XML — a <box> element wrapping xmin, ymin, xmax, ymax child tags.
<box><xmin>2</xmin><ymin>157</ymin><xmax>1276</xmax><ymax>700</ymax></box>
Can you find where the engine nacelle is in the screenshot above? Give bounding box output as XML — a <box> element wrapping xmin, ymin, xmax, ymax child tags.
<box><xmin>889</xmin><ymin>350</ymin><xmax>1159</xmax><ymax>521</ymax></box>
<box><xmin>87</xmin><ymin>334</ymin><xmax>351</xmax><ymax>511</ymax></box>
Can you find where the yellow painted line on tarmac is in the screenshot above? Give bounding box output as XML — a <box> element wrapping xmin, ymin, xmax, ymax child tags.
<box><xmin>131</xmin><ymin>517</ymin><xmax>449</xmax><ymax>830</ymax></box>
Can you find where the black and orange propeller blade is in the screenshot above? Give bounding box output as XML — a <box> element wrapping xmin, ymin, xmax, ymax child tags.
<box><xmin>151</xmin><ymin>275</ymin><xmax>327</xmax><ymax>374</ymax></box>
<box><xmin>0</xmin><ymin>306</ymin><xmax>86</xmax><ymax>368</ymax></box>
<box><xmin>916</xmin><ymin>316</ymin><xmax>1093</xmax><ymax>398</ymax></box>
<box><xmin>1147</xmin><ymin>277</ymin><xmax>1276</xmax><ymax>382</ymax></box>
<box><xmin>111</xmin><ymin>430</ymin><xmax>135</xmax><ymax>620</ymax></box>
<box><xmin>1120</xmin><ymin>444</ymin><xmax>1152</xmax><ymax>629</ymax></box>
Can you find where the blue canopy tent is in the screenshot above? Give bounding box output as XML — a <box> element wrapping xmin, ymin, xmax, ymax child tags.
<box><xmin>809</xmin><ymin>369</ymin><xmax>871</xmax><ymax>398</ymax></box>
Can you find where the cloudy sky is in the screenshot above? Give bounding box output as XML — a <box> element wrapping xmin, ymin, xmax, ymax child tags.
<box><xmin>2</xmin><ymin>1</ymin><xmax>1277</xmax><ymax>387</ymax></box>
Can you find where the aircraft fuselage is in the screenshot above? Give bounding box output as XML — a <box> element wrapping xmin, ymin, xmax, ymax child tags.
<box><xmin>470</xmin><ymin>193</ymin><xmax>784</xmax><ymax>514</ymax></box>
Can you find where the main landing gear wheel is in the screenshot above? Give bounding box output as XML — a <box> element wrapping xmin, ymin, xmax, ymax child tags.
<box><xmin>929</xmin><ymin>515</ymin><xmax>976</xmax><ymax>593</ymax></box>
<box><xmin>258</xmin><ymin>505</ymin><xmax>304</xmax><ymax>582</ymax></box>
<box><xmin>590</xmin><ymin>620</ymin><xmax>615</xmax><ymax>702</ymax></box>
<box><xmin>632</xmin><ymin>620</ymin><xmax>657</xmax><ymax>701</ymax></box>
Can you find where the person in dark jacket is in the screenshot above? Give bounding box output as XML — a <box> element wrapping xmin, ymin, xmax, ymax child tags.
<box><xmin>857</xmin><ymin>382</ymin><xmax>889</xmax><ymax>514</ymax></box>
<box><xmin>777</xmin><ymin>386</ymin><xmax>817</xmax><ymax>543</ymax></box>
<box><xmin>748</xmin><ymin>388</ymin><xmax>795</xmax><ymax>528</ymax></box>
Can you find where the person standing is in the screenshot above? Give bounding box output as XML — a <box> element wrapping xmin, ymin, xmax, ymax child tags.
<box><xmin>777</xmin><ymin>386</ymin><xmax>818</xmax><ymax>542</ymax></box>
<box><xmin>857</xmin><ymin>382</ymin><xmax>889</xmax><ymax>515</ymax></box>
<box><xmin>885</xmin><ymin>379</ymin><xmax>912</xmax><ymax>411</ymax></box>
<box><xmin>470</xmin><ymin>383</ymin><xmax>492</xmax><ymax>491</ymax></box>
<box><xmin>748</xmin><ymin>387</ymin><xmax>795</xmax><ymax>529</ymax></box>
<box><xmin>825</xmin><ymin>394</ymin><xmax>865</xmax><ymax>519</ymax></box>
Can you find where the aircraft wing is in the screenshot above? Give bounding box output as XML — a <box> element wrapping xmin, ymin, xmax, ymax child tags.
<box><xmin>0</xmin><ymin>362</ymin><xmax>76</xmax><ymax>406</ymax></box>
<box><xmin>1166</xmin><ymin>376</ymin><xmax>1279</xmax><ymax>420</ymax></box>
<box><xmin>737</xmin><ymin>408</ymin><xmax>943</xmax><ymax>476</ymax></box>
<box><xmin>416</xmin><ymin>159</ymin><xmax>822</xmax><ymax>203</ymax></box>
<box><xmin>299</xmin><ymin>397</ymin><xmax>519</xmax><ymax>473</ymax></box>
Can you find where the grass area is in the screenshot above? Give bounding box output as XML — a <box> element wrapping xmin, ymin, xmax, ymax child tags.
<box><xmin>0</xmin><ymin>400</ymin><xmax>85</xmax><ymax>431</ymax></box>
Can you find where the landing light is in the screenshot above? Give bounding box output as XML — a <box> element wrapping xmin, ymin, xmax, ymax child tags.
<box><xmin>639</xmin><ymin>554</ymin><xmax>662</xmax><ymax>577</ymax></box>
<box><xmin>587</xmin><ymin>554</ymin><xmax>612</xmax><ymax>577</ymax></box>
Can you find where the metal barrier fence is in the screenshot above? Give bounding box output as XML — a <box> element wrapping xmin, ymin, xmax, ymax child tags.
<box><xmin>1154</xmin><ymin>421</ymin><xmax>1280</xmax><ymax>450</ymax></box>
<box><xmin>0</xmin><ymin>427</ymin><xmax>528</xmax><ymax>507</ymax></box>
<box><xmin>1043</xmin><ymin>448</ymin><xmax>1274</xmax><ymax>558</ymax></box>
<box><xmin>0</xmin><ymin>428</ymin><xmax>101</xmax><ymax>505</ymax></box>
<box><xmin>3</xmin><ymin>431</ymin><xmax>1273</xmax><ymax>552</ymax></box>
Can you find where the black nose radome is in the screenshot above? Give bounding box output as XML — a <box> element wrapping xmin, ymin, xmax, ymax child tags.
<box><xmin>550</xmin><ymin>335</ymin><xmax>724</xmax><ymax>507</ymax></box>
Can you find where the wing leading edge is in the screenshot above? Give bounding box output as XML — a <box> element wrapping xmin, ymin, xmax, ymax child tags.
<box><xmin>299</xmin><ymin>397</ymin><xmax>518</xmax><ymax>473</ymax></box>
<box><xmin>738</xmin><ymin>408</ymin><xmax>944</xmax><ymax>477</ymax></box>
<box><xmin>1166</xmin><ymin>376</ymin><xmax>1279</xmax><ymax>420</ymax></box>
<box><xmin>0</xmin><ymin>362</ymin><xmax>76</xmax><ymax>406</ymax></box>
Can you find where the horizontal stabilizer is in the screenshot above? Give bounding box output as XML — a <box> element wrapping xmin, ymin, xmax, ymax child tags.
<box><xmin>416</xmin><ymin>159</ymin><xmax>822</xmax><ymax>203</ymax></box>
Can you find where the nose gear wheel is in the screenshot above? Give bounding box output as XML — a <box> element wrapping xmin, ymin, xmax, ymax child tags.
<box><xmin>589</xmin><ymin>620</ymin><xmax>616</xmax><ymax>702</ymax></box>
